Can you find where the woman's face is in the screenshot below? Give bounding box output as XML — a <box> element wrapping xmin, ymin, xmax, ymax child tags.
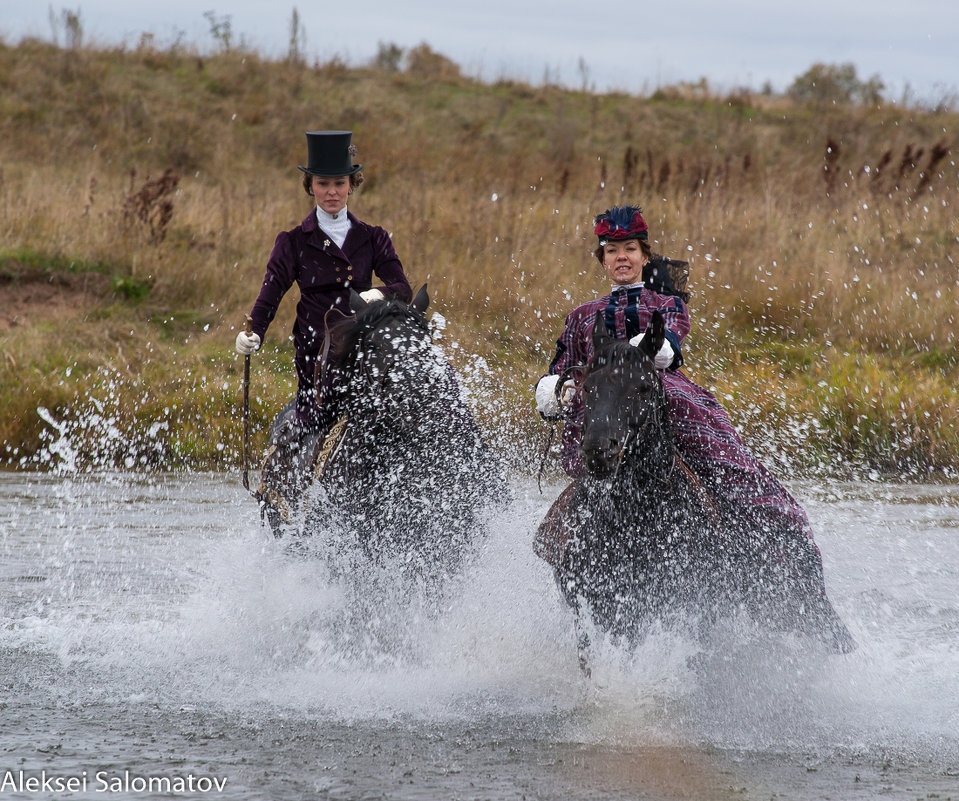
<box><xmin>311</xmin><ymin>175</ymin><xmax>351</xmax><ymax>215</ymax></box>
<box><xmin>602</xmin><ymin>239</ymin><xmax>648</xmax><ymax>285</ymax></box>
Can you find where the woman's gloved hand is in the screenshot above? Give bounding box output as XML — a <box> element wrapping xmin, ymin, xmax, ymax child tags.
<box><xmin>628</xmin><ymin>332</ymin><xmax>677</xmax><ymax>370</ymax></box>
<box><xmin>535</xmin><ymin>374</ymin><xmax>576</xmax><ymax>420</ymax></box>
<box><xmin>235</xmin><ymin>331</ymin><xmax>261</xmax><ymax>355</ymax></box>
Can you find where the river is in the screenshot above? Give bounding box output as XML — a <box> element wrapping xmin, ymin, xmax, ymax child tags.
<box><xmin>1</xmin><ymin>471</ymin><xmax>957</xmax><ymax>800</ymax></box>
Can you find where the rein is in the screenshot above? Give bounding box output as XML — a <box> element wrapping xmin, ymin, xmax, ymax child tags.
<box><xmin>602</xmin><ymin>370</ymin><xmax>721</xmax><ymax>524</ymax></box>
<box><xmin>536</xmin><ymin>422</ymin><xmax>556</xmax><ymax>494</ymax></box>
<box><xmin>612</xmin><ymin>386</ymin><xmax>666</xmax><ymax>483</ymax></box>
<box><xmin>611</xmin><ymin>427</ymin><xmax>638</xmax><ymax>480</ymax></box>
<box><xmin>615</xmin><ymin>420</ymin><xmax>720</xmax><ymax>523</ymax></box>
<box><xmin>537</xmin><ymin>363</ymin><xmax>587</xmax><ymax>493</ymax></box>
<box><xmin>672</xmin><ymin>451</ymin><xmax>721</xmax><ymax>523</ymax></box>
<box><xmin>353</xmin><ymin>309</ymin><xmax>431</xmax><ymax>396</ymax></box>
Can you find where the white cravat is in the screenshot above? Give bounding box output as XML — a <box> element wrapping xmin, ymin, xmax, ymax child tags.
<box><xmin>315</xmin><ymin>205</ymin><xmax>351</xmax><ymax>249</ymax></box>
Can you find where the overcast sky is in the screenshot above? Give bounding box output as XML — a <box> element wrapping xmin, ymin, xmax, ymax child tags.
<box><xmin>4</xmin><ymin>0</ymin><xmax>957</xmax><ymax>103</ymax></box>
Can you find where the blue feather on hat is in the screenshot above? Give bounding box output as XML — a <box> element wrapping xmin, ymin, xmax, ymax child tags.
<box><xmin>605</xmin><ymin>206</ymin><xmax>638</xmax><ymax>231</ymax></box>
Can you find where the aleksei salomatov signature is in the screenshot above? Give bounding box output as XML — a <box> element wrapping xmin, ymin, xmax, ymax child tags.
<box><xmin>1</xmin><ymin>770</ymin><xmax>228</xmax><ymax>794</ymax></box>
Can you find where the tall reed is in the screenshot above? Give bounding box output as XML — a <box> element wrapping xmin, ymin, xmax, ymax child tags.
<box><xmin>1</xmin><ymin>41</ymin><xmax>956</xmax><ymax>475</ymax></box>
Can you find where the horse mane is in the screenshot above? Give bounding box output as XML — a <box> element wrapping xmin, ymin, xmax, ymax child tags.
<box><xmin>325</xmin><ymin>297</ymin><xmax>430</xmax><ymax>367</ymax></box>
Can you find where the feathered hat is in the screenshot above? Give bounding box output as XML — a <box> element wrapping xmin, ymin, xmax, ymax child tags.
<box><xmin>593</xmin><ymin>205</ymin><xmax>648</xmax><ymax>245</ymax></box>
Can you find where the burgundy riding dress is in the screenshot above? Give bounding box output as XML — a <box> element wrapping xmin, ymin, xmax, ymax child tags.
<box><xmin>545</xmin><ymin>283</ymin><xmax>819</xmax><ymax>547</ymax></box>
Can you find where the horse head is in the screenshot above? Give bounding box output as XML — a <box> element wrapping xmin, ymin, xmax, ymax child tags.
<box><xmin>579</xmin><ymin>310</ymin><xmax>671</xmax><ymax>479</ymax></box>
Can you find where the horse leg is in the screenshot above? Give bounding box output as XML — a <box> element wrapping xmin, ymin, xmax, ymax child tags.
<box><xmin>255</xmin><ymin>401</ymin><xmax>322</xmax><ymax>536</ymax></box>
<box><xmin>552</xmin><ymin>558</ymin><xmax>594</xmax><ymax>678</ymax></box>
<box><xmin>574</xmin><ymin>613</ymin><xmax>592</xmax><ymax>678</ymax></box>
<box><xmin>785</xmin><ymin>535</ymin><xmax>856</xmax><ymax>653</ymax></box>
<box><xmin>564</xmin><ymin>587</ymin><xmax>593</xmax><ymax>678</ymax></box>
<box><xmin>750</xmin><ymin>522</ymin><xmax>856</xmax><ymax>653</ymax></box>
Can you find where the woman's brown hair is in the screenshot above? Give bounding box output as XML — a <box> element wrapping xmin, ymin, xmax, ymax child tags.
<box><xmin>302</xmin><ymin>169</ymin><xmax>364</xmax><ymax>197</ymax></box>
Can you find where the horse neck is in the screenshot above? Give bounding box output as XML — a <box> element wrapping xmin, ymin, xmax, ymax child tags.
<box><xmin>340</xmin><ymin>342</ymin><xmax>455</xmax><ymax>435</ymax></box>
<box><xmin>619</xmin><ymin>384</ymin><xmax>676</xmax><ymax>485</ymax></box>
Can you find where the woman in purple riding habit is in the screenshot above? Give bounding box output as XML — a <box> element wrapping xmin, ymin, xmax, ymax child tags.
<box><xmin>236</xmin><ymin>130</ymin><xmax>412</xmax><ymax>429</ymax></box>
<box><xmin>234</xmin><ymin>130</ymin><xmax>412</xmax><ymax>517</ymax></box>
<box><xmin>534</xmin><ymin>205</ymin><xmax>825</xmax><ymax>573</ymax></box>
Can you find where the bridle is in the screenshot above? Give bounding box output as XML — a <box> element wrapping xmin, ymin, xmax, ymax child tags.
<box><xmin>608</xmin><ymin>369</ymin><xmax>720</xmax><ymax>520</ymax></box>
<box><xmin>544</xmin><ymin>350</ymin><xmax>721</xmax><ymax>522</ymax></box>
<box><xmin>608</xmin><ymin>381</ymin><xmax>670</xmax><ymax>483</ymax></box>
<box><xmin>355</xmin><ymin>309</ymin><xmax>431</xmax><ymax>392</ymax></box>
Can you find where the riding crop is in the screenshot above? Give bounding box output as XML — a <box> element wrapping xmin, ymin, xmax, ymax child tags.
<box><xmin>241</xmin><ymin>314</ymin><xmax>253</xmax><ymax>491</ymax></box>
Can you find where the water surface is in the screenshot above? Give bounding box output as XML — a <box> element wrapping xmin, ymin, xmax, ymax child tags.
<box><xmin>1</xmin><ymin>472</ymin><xmax>957</xmax><ymax>799</ymax></box>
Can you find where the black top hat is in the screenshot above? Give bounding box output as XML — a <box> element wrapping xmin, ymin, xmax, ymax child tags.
<box><xmin>298</xmin><ymin>130</ymin><xmax>363</xmax><ymax>177</ymax></box>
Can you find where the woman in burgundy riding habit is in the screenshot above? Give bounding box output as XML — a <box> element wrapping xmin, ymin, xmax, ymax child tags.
<box><xmin>235</xmin><ymin>130</ymin><xmax>412</xmax><ymax>516</ymax></box>
<box><xmin>534</xmin><ymin>205</ymin><xmax>832</xmax><ymax>589</ymax></box>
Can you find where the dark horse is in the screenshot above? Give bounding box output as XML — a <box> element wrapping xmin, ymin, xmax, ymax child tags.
<box><xmin>264</xmin><ymin>285</ymin><xmax>508</xmax><ymax>585</ymax></box>
<box><xmin>545</xmin><ymin>310</ymin><xmax>854</xmax><ymax>665</ymax></box>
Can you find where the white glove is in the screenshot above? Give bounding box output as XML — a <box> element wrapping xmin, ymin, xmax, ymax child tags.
<box><xmin>535</xmin><ymin>374</ymin><xmax>576</xmax><ymax>417</ymax></box>
<box><xmin>235</xmin><ymin>330</ymin><xmax>261</xmax><ymax>355</ymax></box>
<box><xmin>628</xmin><ymin>332</ymin><xmax>676</xmax><ymax>370</ymax></box>
<box><xmin>359</xmin><ymin>288</ymin><xmax>386</xmax><ymax>303</ymax></box>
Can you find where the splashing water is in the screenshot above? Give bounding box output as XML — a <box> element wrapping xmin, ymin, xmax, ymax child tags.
<box><xmin>1</xmin><ymin>472</ymin><xmax>958</xmax><ymax>799</ymax></box>
<box><xmin>35</xmin><ymin>407</ymin><xmax>79</xmax><ymax>474</ymax></box>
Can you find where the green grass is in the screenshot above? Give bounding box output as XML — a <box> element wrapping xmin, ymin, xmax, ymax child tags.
<box><xmin>0</xmin><ymin>248</ymin><xmax>115</xmax><ymax>277</ymax></box>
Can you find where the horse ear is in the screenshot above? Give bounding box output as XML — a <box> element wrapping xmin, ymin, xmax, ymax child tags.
<box><xmin>642</xmin><ymin>311</ymin><xmax>666</xmax><ymax>358</ymax></box>
<box><xmin>591</xmin><ymin>310</ymin><xmax>611</xmax><ymax>351</ymax></box>
<box><xmin>411</xmin><ymin>283</ymin><xmax>429</xmax><ymax>313</ymax></box>
<box><xmin>349</xmin><ymin>289</ymin><xmax>367</xmax><ymax>313</ymax></box>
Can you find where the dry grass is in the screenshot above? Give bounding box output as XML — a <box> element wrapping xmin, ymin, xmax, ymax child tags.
<box><xmin>1</xmin><ymin>40</ymin><xmax>957</xmax><ymax>476</ymax></box>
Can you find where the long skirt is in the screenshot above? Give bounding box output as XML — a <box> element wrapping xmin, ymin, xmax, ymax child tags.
<box><xmin>559</xmin><ymin>370</ymin><xmax>818</xmax><ymax>550</ymax></box>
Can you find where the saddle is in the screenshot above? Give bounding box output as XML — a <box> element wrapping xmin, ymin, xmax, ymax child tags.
<box><xmin>532</xmin><ymin>483</ymin><xmax>578</xmax><ymax>569</ymax></box>
<box><xmin>255</xmin><ymin>413</ymin><xmax>348</xmax><ymax>533</ymax></box>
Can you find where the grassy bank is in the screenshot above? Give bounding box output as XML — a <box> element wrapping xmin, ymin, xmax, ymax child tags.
<box><xmin>0</xmin><ymin>40</ymin><xmax>957</xmax><ymax>479</ymax></box>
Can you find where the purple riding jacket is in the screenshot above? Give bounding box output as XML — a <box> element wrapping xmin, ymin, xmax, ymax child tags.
<box><xmin>249</xmin><ymin>209</ymin><xmax>412</xmax><ymax>425</ymax></box>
